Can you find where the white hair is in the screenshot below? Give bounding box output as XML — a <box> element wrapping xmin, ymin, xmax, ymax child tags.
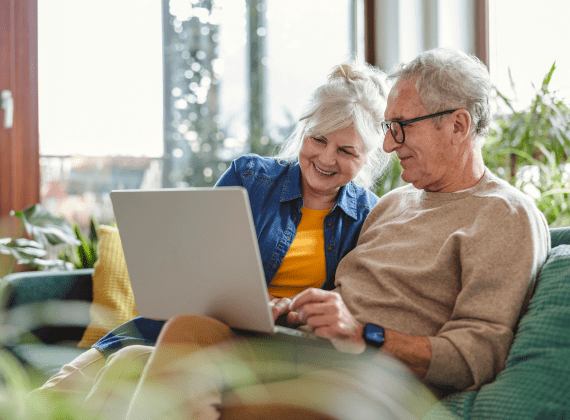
<box><xmin>389</xmin><ymin>48</ymin><xmax>491</xmax><ymax>147</ymax></box>
<box><xmin>275</xmin><ymin>61</ymin><xmax>391</xmax><ymax>189</ymax></box>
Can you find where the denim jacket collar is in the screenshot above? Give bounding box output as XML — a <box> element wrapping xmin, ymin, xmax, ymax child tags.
<box><xmin>280</xmin><ymin>162</ymin><xmax>359</xmax><ymax>220</ymax></box>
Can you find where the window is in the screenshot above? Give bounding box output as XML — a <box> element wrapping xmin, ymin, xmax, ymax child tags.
<box><xmin>39</xmin><ymin>0</ymin><xmax>364</xmax><ymax>227</ymax></box>
<box><xmin>38</xmin><ymin>0</ymin><xmax>163</xmax><ymax>226</ymax></box>
<box><xmin>489</xmin><ymin>0</ymin><xmax>570</xmax><ymax>107</ymax></box>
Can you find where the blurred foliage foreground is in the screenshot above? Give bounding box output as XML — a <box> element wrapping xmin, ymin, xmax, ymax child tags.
<box><xmin>0</xmin><ymin>334</ymin><xmax>437</xmax><ymax>419</ymax></box>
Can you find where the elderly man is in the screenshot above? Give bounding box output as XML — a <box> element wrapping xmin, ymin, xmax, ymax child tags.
<box><xmin>286</xmin><ymin>47</ymin><xmax>550</xmax><ymax>395</ymax></box>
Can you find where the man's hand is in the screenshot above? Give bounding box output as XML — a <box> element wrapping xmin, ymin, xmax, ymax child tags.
<box><xmin>283</xmin><ymin>290</ymin><xmax>432</xmax><ymax>377</ymax></box>
<box><xmin>288</xmin><ymin>289</ymin><xmax>366</xmax><ymax>354</ymax></box>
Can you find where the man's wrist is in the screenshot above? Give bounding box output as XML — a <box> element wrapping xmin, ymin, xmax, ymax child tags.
<box><xmin>380</xmin><ymin>329</ymin><xmax>432</xmax><ymax>378</ymax></box>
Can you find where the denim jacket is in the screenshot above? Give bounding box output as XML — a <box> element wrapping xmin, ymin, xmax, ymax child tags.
<box><xmin>215</xmin><ymin>154</ymin><xmax>379</xmax><ymax>290</ymax></box>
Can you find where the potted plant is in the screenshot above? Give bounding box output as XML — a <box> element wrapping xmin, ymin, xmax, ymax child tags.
<box><xmin>0</xmin><ymin>204</ymin><xmax>90</xmax><ymax>278</ymax></box>
<box><xmin>483</xmin><ymin>63</ymin><xmax>570</xmax><ymax>226</ymax></box>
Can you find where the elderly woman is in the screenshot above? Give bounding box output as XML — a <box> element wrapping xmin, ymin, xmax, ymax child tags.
<box><xmin>31</xmin><ymin>61</ymin><xmax>391</xmax><ymax>418</ymax></box>
<box><xmin>218</xmin><ymin>62</ymin><xmax>390</xmax><ymax>299</ymax></box>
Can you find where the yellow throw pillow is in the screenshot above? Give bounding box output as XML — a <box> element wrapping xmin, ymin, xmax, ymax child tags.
<box><xmin>78</xmin><ymin>225</ymin><xmax>138</xmax><ymax>348</ymax></box>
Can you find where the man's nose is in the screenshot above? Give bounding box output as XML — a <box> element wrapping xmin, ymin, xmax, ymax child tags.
<box><xmin>383</xmin><ymin>130</ymin><xmax>400</xmax><ymax>153</ymax></box>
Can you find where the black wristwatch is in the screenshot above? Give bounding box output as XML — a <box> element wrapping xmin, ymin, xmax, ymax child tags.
<box><xmin>362</xmin><ymin>323</ymin><xmax>385</xmax><ymax>348</ymax></box>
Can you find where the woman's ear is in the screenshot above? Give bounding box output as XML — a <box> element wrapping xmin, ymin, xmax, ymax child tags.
<box><xmin>451</xmin><ymin>110</ymin><xmax>471</xmax><ymax>145</ymax></box>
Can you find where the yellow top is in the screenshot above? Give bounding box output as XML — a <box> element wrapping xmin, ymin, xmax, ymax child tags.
<box><xmin>267</xmin><ymin>207</ymin><xmax>329</xmax><ymax>298</ymax></box>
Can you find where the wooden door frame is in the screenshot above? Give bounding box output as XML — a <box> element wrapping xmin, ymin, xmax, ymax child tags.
<box><xmin>0</xmin><ymin>0</ymin><xmax>39</xmax><ymax>227</ymax></box>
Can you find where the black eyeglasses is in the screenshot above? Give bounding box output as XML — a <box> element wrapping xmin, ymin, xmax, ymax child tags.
<box><xmin>381</xmin><ymin>110</ymin><xmax>457</xmax><ymax>144</ymax></box>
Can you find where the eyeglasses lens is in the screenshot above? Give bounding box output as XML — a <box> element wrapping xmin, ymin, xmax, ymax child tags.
<box><xmin>391</xmin><ymin>122</ymin><xmax>403</xmax><ymax>143</ymax></box>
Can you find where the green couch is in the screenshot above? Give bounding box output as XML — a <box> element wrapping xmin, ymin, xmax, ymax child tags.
<box><xmin>1</xmin><ymin>228</ymin><xmax>570</xmax><ymax>419</ymax></box>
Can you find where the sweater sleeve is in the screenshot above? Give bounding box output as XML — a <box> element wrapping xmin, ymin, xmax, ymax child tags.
<box><xmin>425</xmin><ymin>200</ymin><xmax>550</xmax><ymax>391</ymax></box>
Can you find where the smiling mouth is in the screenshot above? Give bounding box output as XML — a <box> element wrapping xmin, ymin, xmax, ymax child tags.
<box><xmin>313</xmin><ymin>162</ymin><xmax>335</xmax><ymax>176</ymax></box>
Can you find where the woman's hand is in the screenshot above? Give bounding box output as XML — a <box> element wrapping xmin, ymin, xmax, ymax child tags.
<box><xmin>288</xmin><ymin>288</ymin><xmax>366</xmax><ymax>354</ymax></box>
<box><xmin>268</xmin><ymin>296</ymin><xmax>292</xmax><ymax>322</ymax></box>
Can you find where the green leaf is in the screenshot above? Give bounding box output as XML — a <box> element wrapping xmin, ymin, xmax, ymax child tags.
<box><xmin>88</xmin><ymin>216</ymin><xmax>99</xmax><ymax>244</ymax></box>
<box><xmin>494</xmin><ymin>88</ymin><xmax>516</xmax><ymax>113</ymax></box>
<box><xmin>11</xmin><ymin>204</ymin><xmax>80</xmax><ymax>247</ymax></box>
<box><xmin>17</xmin><ymin>257</ymin><xmax>75</xmax><ymax>271</ymax></box>
<box><xmin>73</xmin><ymin>223</ymin><xmax>96</xmax><ymax>269</ymax></box>
<box><xmin>0</xmin><ymin>238</ymin><xmax>47</xmax><ymax>260</ymax></box>
<box><xmin>540</xmin><ymin>62</ymin><xmax>556</xmax><ymax>94</ymax></box>
<box><xmin>542</xmin><ymin>188</ymin><xmax>570</xmax><ymax>197</ymax></box>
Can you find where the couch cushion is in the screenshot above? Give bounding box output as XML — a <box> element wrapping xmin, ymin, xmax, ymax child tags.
<box><xmin>78</xmin><ymin>225</ymin><xmax>138</xmax><ymax>348</ymax></box>
<box><xmin>550</xmin><ymin>227</ymin><xmax>570</xmax><ymax>248</ymax></box>
<box><xmin>505</xmin><ymin>245</ymin><xmax>570</xmax><ymax>360</ymax></box>
<box><xmin>0</xmin><ymin>270</ymin><xmax>93</xmax><ymax>345</ymax></box>
<box><xmin>432</xmin><ymin>244</ymin><xmax>570</xmax><ymax>419</ymax></box>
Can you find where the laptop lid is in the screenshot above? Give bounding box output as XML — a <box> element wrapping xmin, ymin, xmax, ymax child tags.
<box><xmin>110</xmin><ymin>187</ymin><xmax>276</xmax><ymax>334</ymax></box>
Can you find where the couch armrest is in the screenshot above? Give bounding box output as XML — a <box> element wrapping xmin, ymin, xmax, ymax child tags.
<box><xmin>0</xmin><ymin>269</ymin><xmax>94</xmax><ymax>310</ymax></box>
<box><xmin>0</xmin><ymin>269</ymin><xmax>94</xmax><ymax>345</ymax></box>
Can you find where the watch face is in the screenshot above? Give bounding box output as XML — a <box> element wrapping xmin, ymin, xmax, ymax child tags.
<box><xmin>364</xmin><ymin>324</ymin><xmax>385</xmax><ymax>347</ymax></box>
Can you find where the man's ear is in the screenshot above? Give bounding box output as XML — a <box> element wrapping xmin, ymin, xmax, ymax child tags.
<box><xmin>451</xmin><ymin>110</ymin><xmax>471</xmax><ymax>145</ymax></box>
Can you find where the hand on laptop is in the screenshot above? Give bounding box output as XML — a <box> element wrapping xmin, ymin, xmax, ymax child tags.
<box><xmin>288</xmin><ymin>288</ymin><xmax>367</xmax><ymax>354</ymax></box>
<box><xmin>269</xmin><ymin>296</ymin><xmax>307</xmax><ymax>330</ymax></box>
<box><xmin>268</xmin><ymin>296</ymin><xmax>292</xmax><ymax>322</ymax></box>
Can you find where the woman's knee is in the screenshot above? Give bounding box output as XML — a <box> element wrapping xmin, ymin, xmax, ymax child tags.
<box><xmin>99</xmin><ymin>345</ymin><xmax>155</xmax><ymax>381</ymax></box>
<box><xmin>157</xmin><ymin>315</ymin><xmax>233</xmax><ymax>348</ymax></box>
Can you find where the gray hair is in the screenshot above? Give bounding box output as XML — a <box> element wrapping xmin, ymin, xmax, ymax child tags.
<box><xmin>275</xmin><ymin>61</ymin><xmax>391</xmax><ymax>189</ymax></box>
<box><xmin>389</xmin><ymin>48</ymin><xmax>491</xmax><ymax>146</ymax></box>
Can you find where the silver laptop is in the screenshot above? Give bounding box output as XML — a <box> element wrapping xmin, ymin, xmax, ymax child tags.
<box><xmin>110</xmin><ymin>187</ymin><xmax>308</xmax><ymax>337</ymax></box>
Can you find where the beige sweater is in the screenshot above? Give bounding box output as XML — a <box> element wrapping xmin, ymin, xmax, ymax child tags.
<box><xmin>335</xmin><ymin>169</ymin><xmax>550</xmax><ymax>392</ymax></box>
